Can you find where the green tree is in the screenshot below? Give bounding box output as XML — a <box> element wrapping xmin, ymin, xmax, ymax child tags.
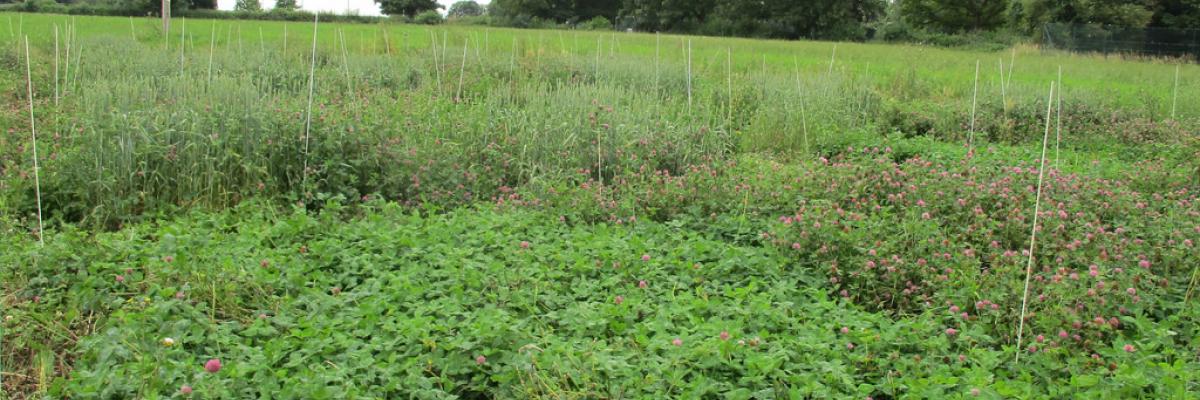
<box><xmin>236</xmin><ymin>0</ymin><xmax>262</xmax><ymax>12</ymax></box>
<box><xmin>1078</xmin><ymin>0</ymin><xmax>1153</xmax><ymax>26</ymax></box>
<box><xmin>273</xmin><ymin>0</ymin><xmax>298</xmax><ymax>11</ymax></box>
<box><xmin>414</xmin><ymin>9</ymin><xmax>445</xmax><ymax>23</ymax></box>
<box><xmin>374</xmin><ymin>0</ymin><xmax>442</xmax><ymax>17</ymax></box>
<box><xmin>619</xmin><ymin>0</ymin><xmax>716</xmax><ymax>32</ymax></box>
<box><xmin>899</xmin><ymin>0</ymin><xmax>1010</xmax><ymax>33</ymax></box>
<box><xmin>1151</xmin><ymin>0</ymin><xmax>1200</xmax><ymax>29</ymax></box>
<box><xmin>448</xmin><ymin>0</ymin><xmax>486</xmax><ymax>18</ymax></box>
<box><xmin>490</xmin><ymin>0</ymin><xmax>572</xmax><ymax>21</ymax></box>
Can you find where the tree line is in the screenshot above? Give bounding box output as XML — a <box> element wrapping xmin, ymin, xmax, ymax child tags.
<box><xmin>398</xmin><ymin>0</ymin><xmax>1200</xmax><ymax>42</ymax></box>
<box><xmin>3</xmin><ymin>0</ymin><xmax>1197</xmax><ymax>44</ymax></box>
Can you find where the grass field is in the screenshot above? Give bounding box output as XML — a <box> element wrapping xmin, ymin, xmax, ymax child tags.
<box><xmin>2</xmin><ymin>12</ymin><xmax>1199</xmax><ymax>399</ymax></box>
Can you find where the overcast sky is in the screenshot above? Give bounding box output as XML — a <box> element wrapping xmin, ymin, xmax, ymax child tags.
<box><xmin>217</xmin><ymin>0</ymin><xmax>491</xmax><ymax>17</ymax></box>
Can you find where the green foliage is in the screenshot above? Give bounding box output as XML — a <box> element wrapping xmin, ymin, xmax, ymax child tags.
<box><xmin>1081</xmin><ymin>0</ymin><xmax>1155</xmax><ymax>27</ymax></box>
<box><xmin>235</xmin><ymin>0</ymin><xmax>262</xmax><ymax>12</ymax></box>
<box><xmin>1152</xmin><ymin>0</ymin><xmax>1200</xmax><ymax>29</ymax></box>
<box><xmin>4</xmin><ymin>166</ymin><xmax>1199</xmax><ymax>397</ymax></box>
<box><xmin>413</xmin><ymin>9</ymin><xmax>444</xmax><ymax>24</ymax></box>
<box><xmin>898</xmin><ymin>0</ymin><xmax>1010</xmax><ymax>33</ymax></box>
<box><xmin>273</xmin><ymin>0</ymin><xmax>298</xmax><ymax>11</ymax></box>
<box><xmin>2</xmin><ymin>13</ymin><xmax>1200</xmax><ymax>399</ymax></box>
<box><xmin>580</xmin><ymin>15</ymin><xmax>612</xmax><ymax>30</ymax></box>
<box><xmin>374</xmin><ymin>0</ymin><xmax>441</xmax><ymax>17</ymax></box>
<box><xmin>447</xmin><ymin>0</ymin><xmax>485</xmax><ymax>18</ymax></box>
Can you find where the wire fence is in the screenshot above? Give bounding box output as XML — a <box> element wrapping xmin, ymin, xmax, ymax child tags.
<box><xmin>1043</xmin><ymin>23</ymin><xmax>1200</xmax><ymax>61</ymax></box>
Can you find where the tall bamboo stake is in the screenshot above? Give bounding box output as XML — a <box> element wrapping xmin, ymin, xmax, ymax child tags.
<box><xmin>794</xmin><ymin>56</ymin><xmax>810</xmax><ymax>153</ymax></box>
<box><xmin>301</xmin><ymin>15</ymin><xmax>319</xmax><ymax>190</ymax></box>
<box><xmin>762</xmin><ymin>54</ymin><xmax>767</xmax><ymax>96</ymax></box>
<box><xmin>999</xmin><ymin>59</ymin><xmax>1007</xmax><ymax>112</ymax></box>
<box><xmin>207</xmin><ymin>23</ymin><xmax>216</xmax><ymax>83</ymax></box>
<box><xmin>828</xmin><ymin>44</ymin><xmax>837</xmax><ymax>76</ymax></box>
<box><xmin>1171</xmin><ymin>64</ymin><xmax>1180</xmax><ymax>120</ymax></box>
<box><xmin>64</xmin><ymin>21</ymin><xmax>71</xmax><ymax>93</ymax></box>
<box><xmin>430</xmin><ymin>31</ymin><xmax>442</xmax><ymax>94</ymax></box>
<box><xmin>1055</xmin><ymin>66</ymin><xmax>1063</xmax><ymax>169</ymax></box>
<box><xmin>654</xmin><ymin>32</ymin><xmax>660</xmax><ymax>95</ymax></box>
<box><xmin>1015</xmin><ymin>81</ymin><xmax>1056</xmax><ymax>364</ymax></box>
<box><xmin>162</xmin><ymin>0</ymin><xmax>170</xmax><ymax>33</ymax></box>
<box><xmin>70</xmin><ymin>38</ymin><xmax>83</xmax><ymax>93</ymax></box>
<box><xmin>456</xmin><ymin>38</ymin><xmax>468</xmax><ymax>102</ymax></box>
<box><xmin>54</xmin><ymin>25</ymin><xmax>59</xmax><ymax>106</ymax></box>
<box><xmin>609</xmin><ymin>31</ymin><xmax>614</xmax><ymax>57</ymax></box>
<box><xmin>686</xmin><ymin>39</ymin><xmax>692</xmax><ymax>111</ymax></box>
<box><xmin>178</xmin><ymin>17</ymin><xmax>186</xmax><ymax>77</ymax></box>
<box><xmin>727</xmin><ymin>48</ymin><xmax>733</xmax><ymax>127</ymax></box>
<box><xmin>339</xmin><ymin>29</ymin><xmax>353</xmax><ymax>98</ymax></box>
<box><xmin>382</xmin><ymin>26</ymin><xmax>391</xmax><ymax>56</ymax></box>
<box><xmin>24</xmin><ymin>37</ymin><xmax>44</xmax><ymax>247</ymax></box>
<box><xmin>969</xmin><ymin>60</ymin><xmax>979</xmax><ymax>147</ymax></box>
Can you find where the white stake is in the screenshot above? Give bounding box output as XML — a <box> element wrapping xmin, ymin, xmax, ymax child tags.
<box><xmin>609</xmin><ymin>31</ymin><xmax>615</xmax><ymax>57</ymax></box>
<box><xmin>969</xmin><ymin>60</ymin><xmax>979</xmax><ymax>147</ymax></box>
<box><xmin>430</xmin><ymin>31</ymin><xmax>442</xmax><ymax>94</ymax></box>
<box><xmin>179</xmin><ymin>17</ymin><xmax>186</xmax><ymax>77</ymax></box>
<box><xmin>301</xmin><ymin>15</ymin><xmax>318</xmax><ymax>189</ymax></box>
<box><xmin>207</xmin><ymin>23</ymin><xmax>215</xmax><ymax>83</ymax></box>
<box><xmin>68</xmin><ymin>24</ymin><xmax>82</xmax><ymax>92</ymax></box>
<box><xmin>24</xmin><ymin>37</ymin><xmax>44</xmax><ymax>247</ymax></box>
<box><xmin>456</xmin><ymin>38</ymin><xmax>468</xmax><ymax>102</ymax></box>
<box><xmin>595</xmin><ymin>37</ymin><xmax>601</xmax><ymax>77</ymax></box>
<box><xmin>686</xmin><ymin>39</ymin><xmax>692</xmax><ymax>111</ymax></box>
<box><xmin>828</xmin><ymin>44</ymin><xmax>836</xmax><ymax>76</ymax></box>
<box><xmin>382</xmin><ymin>26</ymin><xmax>391</xmax><ymax>56</ymax></box>
<box><xmin>727</xmin><ymin>47</ymin><xmax>733</xmax><ymax>126</ymax></box>
<box><xmin>1055</xmin><ymin>66</ymin><xmax>1063</xmax><ymax>169</ymax></box>
<box><xmin>339</xmin><ymin>29</ymin><xmax>353</xmax><ymax>98</ymax></box>
<box><xmin>64</xmin><ymin>21</ymin><xmax>71</xmax><ymax>93</ymax></box>
<box><xmin>130</xmin><ymin>16</ymin><xmax>136</xmax><ymax>42</ymax></box>
<box><xmin>794</xmin><ymin>57</ymin><xmax>810</xmax><ymax>152</ymax></box>
<box><xmin>999</xmin><ymin>59</ymin><xmax>1007</xmax><ymax>112</ymax></box>
<box><xmin>654</xmin><ymin>32</ymin><xmax>660</xmax><ymax>94</ymax></box>
<box><xmin>54</xmin><ymin>25</ymin><xmax>59</xmax><ymax>106</ymax></box>
<box><xmin>762</xmin><ymin>54</ymin><xmax>767</xmax><ymax>93</ymax></box>
<box><xmin>1015</xmin><ymin>81</ymin><xmax>1055</xmax><ymax>364</ymax></box>
<box><xmin>259</xmin><ymin>27</ymin><xmax>264</xmax><ymax>53</ymax></box>
<box><xmin>1171</xmin><ymin>64</ymin><xmax>1180</xmax><ymax>120</ymax></box>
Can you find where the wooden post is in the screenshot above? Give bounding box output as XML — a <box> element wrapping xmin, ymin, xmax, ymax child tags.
<box><xmin>162</xmin><ymin>0</ymin><xmax>170</xmax><ymax>34</ymax></box>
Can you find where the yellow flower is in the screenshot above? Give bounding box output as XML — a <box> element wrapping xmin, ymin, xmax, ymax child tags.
<box><xmin>162</xmin><ymin>337</ymin><xmax>176</xmax><ymax>347</ymax></box>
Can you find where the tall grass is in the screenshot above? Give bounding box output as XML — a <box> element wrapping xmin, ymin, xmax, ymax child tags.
<box><xmin>0</xmin><ymin>13</ymin><xmax>1197</xmax><ymax>229</ymax></box>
